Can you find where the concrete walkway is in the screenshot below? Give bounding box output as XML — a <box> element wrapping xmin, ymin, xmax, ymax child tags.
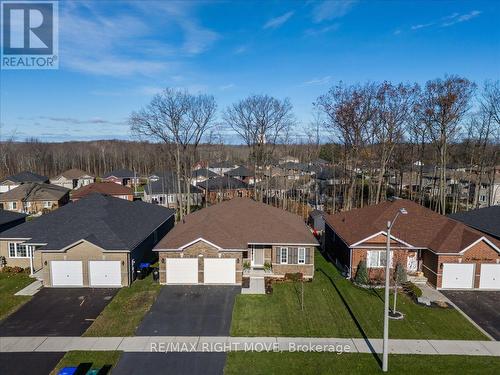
<box><xmin>241</xmin><ymin>277</ymin><xmax>265</xmax><ymax>294</ymax></box>
<box><xmin>14</xmin><ymin>280</ymin><xmax>42</xmax><ymax>296</ymax></box>
<box><xmin>1</xmin><ymin>336</ymin><xmax>499</xmax><ymax>356</ymax></box>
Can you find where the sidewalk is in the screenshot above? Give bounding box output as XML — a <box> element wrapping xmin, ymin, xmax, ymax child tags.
<box><xmin>1</xmin><ymin>336</ymin><xmax>499</xmax><ymax>356</ymax></box>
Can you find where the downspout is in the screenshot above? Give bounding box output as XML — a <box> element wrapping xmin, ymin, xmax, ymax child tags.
<box><xmin>348</xmin><ymin>246</ymin><xmax>352</xmax><ymax>279</ymax></box>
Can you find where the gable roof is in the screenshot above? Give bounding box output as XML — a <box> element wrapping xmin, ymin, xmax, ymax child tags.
<box><xmin>0</xmin><ymin>183</ymin><xmax>70</xmax><ymax>202</ymax></box>
<box><xmin>210</xmin><ymin>160</ymin><xmax>238</xmax><ymax>169</ymax></box>
<box><xmin>0</xmin><ymin>194</ymin><xmax>175</xmax><ymax>251</ymax></box>
<box><xmin>191</xmin><ymin>168</ymin><xmax>218</xmax><ymax>179</ymax></box>
<box><xmin>1</xmin><ymin>171</ymin><xmax>48</xmax><ymax>184</ymax></box>
<box><xmin>448</xmin><ymin>206</ymin><xmax>500</xmax><ymax>240</ymax></box>
<box><xmin>102</xmin><ymin>169</ymin><xmax>136</xmax><ymax>178</ymax></box>
<box><xmin>225</xmin><ymin>166</ymin><xmax>254</xmax><ymax>178</ymax></box>
<box><xmin>72</xmin><ymin>182</ymin><xmax>133</xmax><ymax>200</ymax></box>
<box><xmin>144</xmin><ymin>172</ymin><xmax>202</xmax><ymax>194</ymax></box>
<box><xmin>324</xmin><ymin>199</ymin><xmax>500</xmax><ymax>254</ymax></box>
<box><xmin>55</xmin><ymin>168</ymin><xmax>94</xmax><ymax>180</ymax></box>
<box><xmin>0</xmin><ymin>210</ymin><xmax>27</xmax><ymax>226</ymax></box>
<box><xmin>197</xmin><ymin>176</ymin><xmax>248</xmax><ymax>191</ymax></box>
<box><xmin>155</xmin><ymin>197</ymin><xmax>318</xmax><ymax>250</ymax></box>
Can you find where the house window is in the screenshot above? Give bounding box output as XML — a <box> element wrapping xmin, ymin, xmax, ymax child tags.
<box><xmin>10</xmin><ymin>202</ymin><xmax>17</xmax><ymax>210</ymax></box>
<box><xmin>367</xmin><ymin>250</ymin><xmax>393</xmax><ymax>268</ymax></box>
<box><xmin>9</xmin><ymin>243</ymin><xmax>16</xmax><ymax>257</ymax></box>
<box><xmin>44</xmin><ymin>201</ymin><xmax>51</xmax><ymax>208</ymax></box>
<box><xmin>280</xmin><ymin>247</ymin><xmax>288</xmax><ymax>264</ymax></box>
<box><xmin>8</xmin><ymin>243</ymin><xmax>31</xmax><ymax>258</ymax></box>
<box><xmin>298</xmin><ymin>248</ymin><xmax>306</xmax><ymax>264</ymax></box>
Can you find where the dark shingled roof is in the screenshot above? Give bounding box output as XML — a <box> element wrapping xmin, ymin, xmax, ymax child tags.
<box><xmin>325</xmin><ymin>199</ymin><xmax>500</xmax><ymax>254</ymax></box>
<box><xmin>0</xmin><ymin>183</ymin><xmax>70</xmax><ymax>201</ymax></box>
<box><xmin>0</xmin><ymin>194</ymin><xmax>175</xmax><ymax>251</ymax></box>
<box><xmin>103</xmin><ymin>169</ymin><xmax>136</xmax><ymax>178</ymax></box>
<box><xmin>0</xmin><ymin>210</ymin><xmax>27</xmax><ymax>226</ymax></box>
<box><xmin>197</xmin><ymin>176</ymin><xmax>248</xmax><ymax>191</ymax></box>
<box><xmin>145</xmin><ymin>172</ymin><xmax>202</xmax><ymax>194</ymax></box>
<box><xmin>1</xmin><ymin>171</ymin><xmax>48</xmax><ymax>184</ymax></box>
<box><xmin>155</xmin><ymin>198</ymin><xmax>318</xmax><ymax>250</ymax></box>
<box><xmin>449</xmin><ymin>206</ymin><xmax>500</xmax><ymax>240</ymax></box>
<box><xmin>224</xmin><ymin>166</ymin><xmax>254</xmax><ymax>178</ymax></box>
<box><xmin>191</xmin><ymin>168</ymin><xmax>218</xmax><ymax>179</ymax></box>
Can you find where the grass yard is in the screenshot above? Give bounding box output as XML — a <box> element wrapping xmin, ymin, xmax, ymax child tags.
<box><xmin>50</xmin><ymin>351</ymin><xmax>122</xmax><ymax>375</ymax></box>
<box><xmin>84</xmin><ymin>274</ymin><xmax>161</xmax><ymax>336</ymax></box>
<box><xmin>231</xmin><ymin>250</ymin><xmax>486</xmax><ymax>340</ymax></box>
<box><xmin>224</xmin><ymin>352</ymin><xmax>500</xmax><ymax>375</ymax></box>
<box><xmin>0</xmin><ymin>272</ymin><xmax>34</xmax><ymax>321</ymax></box>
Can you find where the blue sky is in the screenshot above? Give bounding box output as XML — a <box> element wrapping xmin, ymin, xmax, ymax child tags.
<box><xmin>1</xmin><ymin>0</ymin><xmax>499</xmax><ymax>143</ymax></box>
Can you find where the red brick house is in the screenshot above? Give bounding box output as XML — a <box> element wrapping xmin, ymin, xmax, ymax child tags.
<box><xmin>324</xmin><ymin>199</ymin><xmax>500</xmax><ymax>289</ymax></box>
<box><xmin>71</xmin><ymin>182</ymin><xmax>134</xmax><ymax>201</ymax></box>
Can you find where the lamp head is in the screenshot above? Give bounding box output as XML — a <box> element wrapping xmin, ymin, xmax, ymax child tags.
<box><xmin>399</xmin><ymin>208</ymin><xmax>408</xmax><ymax>215</ymax></box>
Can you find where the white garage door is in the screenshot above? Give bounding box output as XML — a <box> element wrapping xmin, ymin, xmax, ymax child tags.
<box><xmin>204</xmin><ymin>259</ymin><xmax>236</xmax><ymax>284</ymax></box>
<box><xmin>166</xmin><ymin>258</ymin><xmax>198</xmax><ymax>284</ymax></box>
<box><xmin>51</xmin><ymin>261</ymin><xmax>83</xmax><ymax>287</ymax></box>
<box><xmin>442</xmin><ymin>263</ymin><xmax>474</xmax><ymax>289</ymax></box>
<box><xmin>89</xmin><ymin>261</ymin><xmax>122</xmax><ymax>287</ymax></box>
<box><xmin>479</xmin><ymin>264</ymin><xmax>500</xmax><ymax>290</ymax></box>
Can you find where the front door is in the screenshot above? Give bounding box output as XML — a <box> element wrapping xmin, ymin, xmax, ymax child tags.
<box><xmin>252</xmin><ymin>248</ymin><xmax>265</xmax><ymax>267</ymax></box>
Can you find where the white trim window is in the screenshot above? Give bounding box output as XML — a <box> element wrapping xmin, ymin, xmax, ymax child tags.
<box><xmin>8</xmin><ymin>243</ymin><xmax>32</xmax><ymax>258</ymax></box>
<box><xmin>280</xmin><ymin>247</ymin><xmax>288</xmax><ymax>264</ymax></box>
<box><xmin>298</xmin><ymin>247</ymin><xmax>306</xmax><ymax>264</ymax></box>
<box><xmin>367</xmin><ymin>250</ymin><xmax>393</xmax><ymax>268</ymax></box>
<box><xmin>44</xmin><ymin>201</ymin><xmax>52</xmax><ymax>208</ymax></box>
<box><xmin>9</xmin><ymin>202</ymin><xmax>17</xmax><ymax>210</ymax></box>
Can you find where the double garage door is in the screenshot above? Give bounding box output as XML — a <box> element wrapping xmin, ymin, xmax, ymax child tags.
<box><xmin>441</xmin><ymin>263</ymin><xmax>500</xmax><ymax>289</ymax></box>
<box><xmin>166</xmin><ymin>258</ymin><xmax>236</xmax><ymax>284</ymax></box>
<box><xmin>50</xmin><ymin>260</ymin><xmax>122</xmax><ymax>287</ymax></box>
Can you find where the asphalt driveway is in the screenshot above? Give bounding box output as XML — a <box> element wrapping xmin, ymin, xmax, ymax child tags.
<box><xmin>136</xmin><ymin>285</ymin><xmax>241</xmax><ymax>336</ymax></box>
<box><xmin>442</xmin><ymin>290</ymin><xmax>500</xmax><ymax>340</ymax></box>
<box><xmin>113</xmin><ymin>353</ymin><xmax>226</xmax><ymax>375</ymax></box>
<box><xmin>0</xmin><ymin>288</ymin><xmax>118</xmax><ymax>336</ymax></box>
<box><xmin>0</xmin><ymin>352</ymin><xmax>64</xmax><ymax>375</ymax></box>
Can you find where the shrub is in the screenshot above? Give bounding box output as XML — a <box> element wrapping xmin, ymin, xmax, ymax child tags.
<box><xmin>263</xmin><ymin>261</ymin><xmax>272</xmax><ymax>271</ymax></box>
<box><xmin>403</xmin><ymin>281</ymin><xmax>422</xmax><ymax>299</ymax></box>
<box><xmin>1</xmin><ymin>266</ymin><xmax>13</xmax><ymax>273</ymax></box>
<box><xmin>242</xmin><ymin>261</ymin><xmax>251</xmax><ymax>271</ymax></box>
<box><xmin>285</xmin><ymin>272</ymin><xmax>303</xmax><ymax>281</ymax></box>
<box><xmin>394</xmin><ymin>262</ymin><xmax>407</xmax><ymax>284</ymax></box>
<box><xmin>11</xmin><ymin>266</ymin><xmax>24</xmax><ymax>273</ymax></box>
<box><xmin>354</xmin><ymin>260</ymin><xmax>369</xmax><ymax>285</ymax></box>
<box><xmin>24</xmin><ymin>267</ymin><xmax>32</xmax><ymax>274</ymax></box>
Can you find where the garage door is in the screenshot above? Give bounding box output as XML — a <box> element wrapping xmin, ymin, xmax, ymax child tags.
<box><xmin>204</xmin><ymin>259</ymin><xmax>236</xmax><ymax>284</ymax></box>
<box><xmin>442</xmin><ymin>263</ymin><xmax>474</xmax><ymax>289</ymax></box>
<box><xmin>479</xmin><ymin>264</ymin><xmax>500</xmax><ymax>289</ymax></box>
<box><xmin>89</xmin><ymin>261</ymin><xmax>122</xmax><ymax>287</ymax></box>
<box><xmin>166</xmin><ymin>258</ymin><xmax>198</xmax><ymax>284</ymax></box>
<box><xmin>51</xmin><ymin>261</ymin><xmax>83</xmax><ymax>287</ymax></box>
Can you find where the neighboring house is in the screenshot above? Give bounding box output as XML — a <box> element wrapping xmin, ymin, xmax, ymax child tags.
<box><xmin>308</xmin><ymin>210</ymin><xmax>325</xmax><ymax>233</ymax></box>
<box><xmin>154</xmin><ymin>197</ymin><xmax>318</xmax><ymax>285</ymax></box>
<box><xmin>71</xmin><ymin>182</ymin><xmax>134</xmax><ymax>201</ymax></box>
<box><xmin>0</xmin><ymin>183</ymin><xmax>70</xmax><ymax>215</ymax></box>
<box><xmin>190</xmin><ymin>168</ymin><xmax>218</xmax><ymax>186</ymax></box>
<box><xmin>0</xmin><ymin>194</ymin><xmax>175</xmax><ymax>287</ymax></box>
<box><xmin>449</xmin><ymin>206</ymin><xmax>500</xmax><ymax>241</ymax></box>
<box><xmin>0</xmin><ymin>210</ymin><xmax>27</xmax><ymax>233</ymax></box>
<box><xmin>102</xmin><ymin>169</ymin><xmax>140</xmax><ymax>186</ymax></box>
<box><xmin>197</xmin><ymin>176</ymin><xmax>252</xmax><ymax>204</ymax></box>
<box><xmin>224</xmin><ymin>166</ymin><xmax>255</xmax><ymax>184</ymax></box>
<box><xmin>50</xmin><ymin>168</ymin><xmax>95</xmax><ymax>190</ymax></box>
<box><xmin>144</xmin><ymin>172</ymin><xmax>203</xmax><ymax>208</ymax></box>
<box><xmin>324</xmin><ymin>198</ymin><xmax>500</xmax><ymax>289</ymax></box>
<box><xmin>278</xmin><ymin>156</ymin><xmax>299</xmax><ymax>164</ymax></box>
<box><xmin>208</xmin><ymin>161</ymin><xmax>239</xmax><ymax>175</ymax></box>
<box><xmin>0</xmin><ymin>171</ymin><xmax>49</xmax><ymax>193</ymax></box>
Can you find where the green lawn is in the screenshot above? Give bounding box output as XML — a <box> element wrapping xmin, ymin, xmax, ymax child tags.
<box><xmin>224</xmin><ymin>352</ymin><xmax>500</xmax><ymax>375</ymax></box>
<box><xmin>84</xmin><ymin>274</ymin><xmax>161</xmax><ymax>336</ymax></box>
<box><xmin>231</xmin><ymin>251</ymin><xmax>486</xmax><ymax>340</ymax></box>
<box><xmin>0</xmin><ymin>272</ymin><xmax>34</xmax><ymax>321</ymax></box>
<box><xmin>50</xmin><ymin>351</ymin><xmax>122</xmax><ymax>375</ymax></box>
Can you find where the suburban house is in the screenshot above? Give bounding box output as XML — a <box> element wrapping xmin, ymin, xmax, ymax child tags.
<box><xmin>190</xmin><ymin>168</ymin><xmax>218</xmax><ymax>186</ymax></box>
<box><xmin>102</xmin><ymin>169</ymin><xmax>140</xmax><ymax>186</ymax></box>
<box><xmin>0</xmin><ymin>194</ymin><xmax>175</xmax><ymax>287</ymax></box>
<box><xmin>449</xmin><ymin>206</ymin><xmax>500</xmax><ymax>241</ymax></box>
<box><xmin>50</xmin><ymin>168</ymin><xmax>95</xmax><ymax>189</ymax></box>
<box><xmin>0</xmin><ymin>183</ymin><xmax>70</xmax><ymax>215</ymax></box>
<box><xmin>278</xmin><ymin>156</ymin><xmax>299</xmax><ymax>164</ymax></box>
<box><xmin>0</xmin><ymin>211</ymin><xmax>27</xmax><ymax>233</ymax></box>
<box><xmin>208</xmin><ymin>161</ymin><xmax>240</xmax><ymax>175</ymax></box>
<box><xmin>224</xmin><ymin>166</ymin><xmax>255</xmax><ymax>184</ymax></box>
<box><xmin>0</xmin><ymin>171</ymin><xmax>49</xmax><ymax>193</ymax></box>
<box><xmin>197</xmin><ymin>176</ymin><xmax>252</xmax><ymax>204</ymax></box>
<box><xmin>154</xmin><ymin>197</ymin><xmax>318</xmax><ymax>285</ymax></box>
<box><xmin>144</xmin><ymin>172</ymin><xmax>203</xmax><ymax>208</ymax></box>
<box><xmin>71</xmin><ymin>182</ymin><xmax>134</xmax><ymax>201</ymax></box>
<box><xmin>324</xmin><ymin>198</ymin><xmax>500</xmax><ymax>290</ymax></box>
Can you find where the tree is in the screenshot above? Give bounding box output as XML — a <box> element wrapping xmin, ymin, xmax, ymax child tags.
<box><xmin>418</xmin><ymin>76</ymin><xmax>476</xmax><ymax>214</ymax></box>
<box><xmin>354</xmin><ymin>260</ymin><xmax>369</xmax><ymax>285</ymax></box>
<box><xmin>224</xmin><ymin>94</ymin><xmax>295</xmax><ymax>202</ymax></box>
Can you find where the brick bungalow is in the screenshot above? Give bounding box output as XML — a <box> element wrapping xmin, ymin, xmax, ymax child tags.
<box><xmin>154</xmin><ymin>197</ymin><xmax>319</xmax><ymax>285</ymax></box>
<box><xmin>71</xmin><ymin>182</ymin><xmax>134</xmax><ymax>201</ymax></box>
<box><xmin>0</xmin><ymin>194</ymin><xmax>174</xmax><ymax>287</ymax></box>
<box><xmin>324</xmin><ymin>199</ymin><xmax>500</xmax><ymax>290</ymax></box>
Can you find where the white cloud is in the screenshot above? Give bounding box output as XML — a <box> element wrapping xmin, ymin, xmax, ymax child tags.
<box><xmin>304</xmin><ymin>23</ymin><xmax>340</xmax><ymax>37</ymax></box>
<box><xmin>263</xmin><ymin>11</ymin><xmax>294</xmax><ymax>29</ymax></box>
<box><xmin>411</xmin><ymin>22</ymin><xmax>433</xmax><ymax>31</ymax></box>
<box><xmin>441</xmin><ymin>10</ymin><xmax>481</xmax><ymax>27</ymax></box>
<box><xmin>311</xmin><ymin>0</ymin><xmax>357</xmax><ymax>23</ymax></box>
<box><xmin>234</xmin><ymin>45</ymin><xmax>248</xmax><ymax>54</ymax></box>
<box><xmin>219</xmin><ymin>84</ymin><xmax>235</xmax><ymax>91</ymax></box>
<box><xmin>303</xmin><ymin>75</ymin><xmax>331</xmax><ymax>86</ymax></box>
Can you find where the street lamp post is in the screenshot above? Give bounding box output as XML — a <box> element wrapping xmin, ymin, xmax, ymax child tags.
<box><xmin>382</xmin><ymin>207</ymin><xmax>407</xmax><ymax>372</ymax></box>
